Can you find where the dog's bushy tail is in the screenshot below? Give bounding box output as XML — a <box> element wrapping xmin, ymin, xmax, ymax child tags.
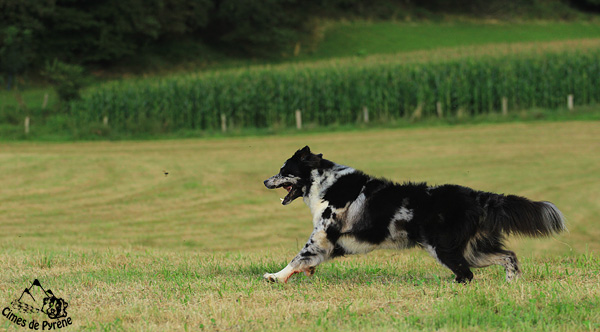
<box><xmin>484</xmin><ymin>194</ymin><xmax>567</xmax><ymax>237</ymax></box>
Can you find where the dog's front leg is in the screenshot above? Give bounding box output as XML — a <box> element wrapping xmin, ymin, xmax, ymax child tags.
<box><xmin>264</xmin><ymin>228</ymin><xmax>334</xmax><ymax>283</ymax></box>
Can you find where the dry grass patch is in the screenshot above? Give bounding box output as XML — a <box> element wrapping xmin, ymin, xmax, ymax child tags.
<box><xmin>1</xmin><ymin>121</ymin><xmax>599</xmax><ymax>330</ymax></box>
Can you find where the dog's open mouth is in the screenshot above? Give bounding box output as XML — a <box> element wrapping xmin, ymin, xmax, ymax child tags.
<box><xmin>275</xmin><ymin>182</ymin><xmax>293</xmax><ymax>190</ymax></box>
<box><xmin>277</xmin><ymin>182</ymin><xmax>301</xmax><ymax>205</ymax></box>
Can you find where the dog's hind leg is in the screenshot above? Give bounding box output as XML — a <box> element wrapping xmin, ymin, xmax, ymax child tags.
<box><xmin>465</xmin><ymin>247</ymin><xmax>521</xmax><ymax>282</ymax></box>
<box><xmin>463</xmin><ymin>232</ymin><xmax>522</xmax><ymax>282</ymax></box>
<box><xmin>264</xmin><ymin>228</ymin><xmax>335</xmax><ymax>283</ymax></box>
<box><xmin>463</xmin><ymin>234</ymin><xmax>522</xmax><ymax>282</ymax></box>
<box><xmin>497</xmin><ymin>251</ymin><xmax>521</xmax><ymax>282</ymax></box>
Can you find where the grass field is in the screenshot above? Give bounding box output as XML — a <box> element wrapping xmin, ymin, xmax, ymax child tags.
<box><xmin>1</xmin><ymin>121</ymin><xmax>599</xmax><ymax>331</ymax></box>
<box><xmin>305</xmin><ymin>21</ymin><xmax>600</xmax><ymax>59</ymax></box>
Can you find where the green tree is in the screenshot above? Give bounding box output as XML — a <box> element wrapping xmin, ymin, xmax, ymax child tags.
<box><xmin>0</xmin><ymin>26</ymin><xmax>33</xmax><ymax>90</ymax></box>
<box><xmin>41</xmin><ymin>59</ymin><xmax>87</xmax><ymax>102</ymax></box>
<box><xmin>0</xmin><ymin>0</ymin><xmax>214</xmax><ymax>67</ymax></box>
<box><xmin>207</xmin><ymin>0</ymin><xmax>318</xmax><ymax>57</ymax></box>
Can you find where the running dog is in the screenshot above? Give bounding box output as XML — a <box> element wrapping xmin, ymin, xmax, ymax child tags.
<box><xmin>263</xmin><ymin>146</ymin><xmax>566</xmax><ymax>283</ymax></box>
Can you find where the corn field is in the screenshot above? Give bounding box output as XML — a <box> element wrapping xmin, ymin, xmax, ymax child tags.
<box><xmin>69</xmin><ymin>50</ymin><xmax>600</xmax><ymax>132</ymax></box>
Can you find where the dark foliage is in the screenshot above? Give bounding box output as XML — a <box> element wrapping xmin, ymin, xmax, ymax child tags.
<box><xmin>0</xmin><ymin>0</ymin><xmax>595</xmax><ymax>76</ymax></box>
<box><xmin>41</xmin><ymin>59</ymin><xmax>87</xmax><ymax>102</ymax></box>
<box><xmin>0</xmin><ymin>0</ymin><xmax>214</xmax><ymax>66</ymax></box>
<box><xmin>206</xmin><ymin>0</ymin><xmax>318</xmax><ymax>57</ymax></box>
<box><xmin>570</xmin><ymin>0</ymin><xmax>600</xmax><ymax>12</ymax></box>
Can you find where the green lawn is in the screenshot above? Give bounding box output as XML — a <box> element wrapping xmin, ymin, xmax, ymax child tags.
<box><xmin>0</xmin><ymin>88</ymin><xmax>57</xmax><ymax>111</ymax></box>
<box><xmin>302</xmin><ymin>21</ymin><xmax>600</xmax><ymax>59</ymax></box>
<box><xmin>1</xmin><ymin>121</ymin><xmax>598</xmax><ymax>330</ymax></box>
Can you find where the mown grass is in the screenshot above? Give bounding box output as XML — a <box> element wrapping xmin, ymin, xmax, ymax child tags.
<box><xmin>306</xmin><ymin>21</ymin><xmax>600</xmax><ymax>60</ymax></box>
<box><xmin>1</xmin><ymin>249</ymin><xmax>598</xmax><ymax>331</ymax></box>
<box><xmin>0</xmin><ymin>121</ymin><xmax>599</xmax><ymax>331</ymax></box>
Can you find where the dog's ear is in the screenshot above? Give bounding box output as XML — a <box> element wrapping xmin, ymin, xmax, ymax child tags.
<box><xmin>295</xmin><ymin>146</ymin><xmax>311</xmax><ymax>159</ymax></box>
<box><xmin>304</xmin><ymin>151</ymin><xmax>322</xmax><ymax>168</ymax></box>
<box><xmin>300</xmin><ymin>145</ymin><xmax>311</xmax><ymax>155</ymax></box>
<box><xmin>294</xmin><ymin>146</ymin><xmax>322</xmax><ymax>168</ymax></box>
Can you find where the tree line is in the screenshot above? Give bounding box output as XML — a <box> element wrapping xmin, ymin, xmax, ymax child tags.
<box><xmin>1</xmin><ymin>0</ymin><xmax>598</xmax><ymax>86</ymax></box>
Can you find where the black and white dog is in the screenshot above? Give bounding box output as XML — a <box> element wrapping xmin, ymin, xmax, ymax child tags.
<box><xmin>263</xmin><ymin>146</ymin><xmax>566</xmax><ymax>283</ymax></box>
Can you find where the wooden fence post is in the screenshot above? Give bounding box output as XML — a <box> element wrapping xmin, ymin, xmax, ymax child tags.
<box><xmin>42</xmin><ymin>93</ymin><xmax>49</xmax><ymax>110</ymax></box>
<box><xmin>221</xmin><ymin>114</ymin><xmax>227</xmax><ymax>132</ymax></box>
<box><xmin>412</xmin><ymin>104</ymin><xmax>423</xmax><ymax>120</ymax></box>
<box><xmin>25</xmin><ymin>116</ymin><xmax>30</xmax><ymax>135</ymax></box>
<box><xmin>295</xmin><ymin>110</ymin><xmax>302</xmax><ymax>130</ymax></box>
<box><xmin>436</xmin><ymin>101</ymin><xmax>443</xmax><ymax>118</ymax></box>
<box><xmin>363</xmin><ymin>106</ymin><xmax>369</xmax><ymax>123</ymax></box>
<box><xmin>501</xmin><ymin>97</ymin><xmax>508</xmax><ymax>116</ymax></box>
<box><xmin>567</xmin><ymin>94</ymin><xmax>574</xmax><ymax>111</ymax></box>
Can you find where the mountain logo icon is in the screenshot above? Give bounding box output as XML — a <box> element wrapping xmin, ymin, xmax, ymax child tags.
<box><xmin>10</xmin><ymin>279</ymin><xmax>68</xmax><ymax>320</ymax></box>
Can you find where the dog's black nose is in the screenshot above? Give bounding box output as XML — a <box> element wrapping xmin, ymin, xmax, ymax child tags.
<box><xmin>264</xmin><ymin>179</ymin><xmax>276</xmax><ymax>189</ymax></box>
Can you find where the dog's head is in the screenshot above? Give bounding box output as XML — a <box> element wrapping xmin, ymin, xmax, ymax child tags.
<box><xmin>264</xmin><ymin>146</ymin><xmax>323</xmax><ymax>205</ymax></box>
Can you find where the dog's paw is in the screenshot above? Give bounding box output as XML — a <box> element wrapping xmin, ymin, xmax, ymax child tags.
<box><xmin>304</xmin><ymin>266</ymin><xmax>316</xmax><ymax>277</ymax></box>
<box><xmin>263</xmin><ymin>273</ymin><xmax>279</xmax><ymax>283</ymax></box>
<box><xmin>506</xmin><ymin>269</ymin><xmax>522</xmax><ymax>283</ymax></box>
